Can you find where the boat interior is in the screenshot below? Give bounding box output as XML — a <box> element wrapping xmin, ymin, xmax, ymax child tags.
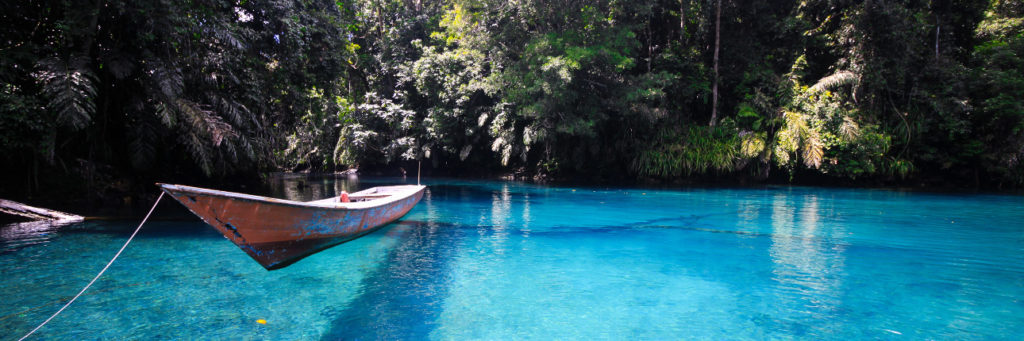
<box><xmin>306</xmin><ymin>185</ymin><xmax>420</xmax><ymax>204</ymax></box>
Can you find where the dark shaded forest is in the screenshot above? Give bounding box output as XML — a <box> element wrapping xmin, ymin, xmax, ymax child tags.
<box><xmin>1</xmin><ymin>0</ymin><xmax>1022</xmax><ymax>203</ymax></box>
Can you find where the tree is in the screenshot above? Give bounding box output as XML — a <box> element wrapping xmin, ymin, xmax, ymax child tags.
<box><xmin>709</xmin><ymin>0</ymin><xmax>721</xmax><ymax>127</ymax></box>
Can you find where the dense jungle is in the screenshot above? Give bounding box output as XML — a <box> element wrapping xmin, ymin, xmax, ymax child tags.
<box><xmin>1</xmin><ymin>0</ymin><xmax>1022</xmax><ymax>206</ymax></box>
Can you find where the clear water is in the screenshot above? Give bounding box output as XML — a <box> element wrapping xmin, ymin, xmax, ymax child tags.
<box><xmin>2</xmin><ymin>177</ymin><xmax>1023</xmax><ymax>340</ymax></box>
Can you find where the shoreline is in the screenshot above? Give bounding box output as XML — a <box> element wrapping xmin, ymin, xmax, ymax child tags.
<box><xmin>2</xmin><ymin>170</ymin><xmax>1020</xmax><ymax>222</ymax></box>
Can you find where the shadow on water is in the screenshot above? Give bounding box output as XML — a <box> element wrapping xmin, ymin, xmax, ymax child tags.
<box><xmin>0</xmin><ymin>219</ymin><xmax>220</xmax><ymax>255</ymax></box>
<box><xmin>318</xmin><ymin>182</ymin><xmax>498</xmax><ymax>339</ymax></box>
<box><xmin>320</xmin><ymin>220</ymin><xmax>465</xmax><ymax>340</ymax></box>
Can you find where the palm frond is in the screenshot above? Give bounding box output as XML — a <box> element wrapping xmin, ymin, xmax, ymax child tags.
<box><xmin>212</xmin><ymin>26</ymin><xmax>245</xmax><ymax>50</ymax></box>
<box><xmin>802</xmin><ymin>131</ymin><xmax>824</xmax><ymax>169</ymax></box>
<box><xmin>212</xmin><ymin>95</ymin><xmax>248</xmax><ymax>128</ymax></box>
<box><xmin>153</xmin><ymin>63</ymin><xmax>183</xmax><ymax>99</ymax></box>
<box><xmin>238</xmin><ymin>135</ymin><xmax>256</xmax><ymax>161</ymax></box>
<box><xmin>810</xmin><ymin>70</ymin><xmax>857</xmax><ymax>92</ymax></box>
<box><xmin>177</xmin><ymin>99</ymin><xmax>238</xmax><ymax>147</ymax></box>
<box><xmin>36</xmin><ymin>56</ymin><xmax>97</xmax><ymax>130</ymax></box>
<box><xmin>181</xmin><ymin>131</ymin><xmax>213</xmax><ymax>175</ymax></box>
<box><xmin>839</xmin><ymin>116</ymin><xmax>861</xmax><ymax>141</ymax></box>
<box><xmin>154</xmin><ymin>101</ymin><xmax>177</xmax><ymax>127</ymax></box>
<box><xmin>128</xmin><ymin>115</ymin><xmax>158</xmax><ymax>170</ymax></box>
<box><xmin>222</xmin><ymin>138</ymin><xmax>239</xmax><ymax>163</ymax></box>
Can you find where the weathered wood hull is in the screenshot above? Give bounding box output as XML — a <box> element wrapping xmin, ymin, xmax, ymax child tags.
<box><xmin>159</xmin><ymin>184</ymin><xmax>425</xmax><ymax>270</ymax></box>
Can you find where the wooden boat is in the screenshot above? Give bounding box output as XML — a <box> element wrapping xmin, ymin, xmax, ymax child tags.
<box><xmin>158</xmin><ymin>183</ymin><xmax>426</xmax><ymax>270</ymax></box>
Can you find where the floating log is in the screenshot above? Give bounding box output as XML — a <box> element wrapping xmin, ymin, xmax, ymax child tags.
<box><xmin>0</xmin><ymin>198</ymin><xmax>84</xmax><ymax>222</ymax></box>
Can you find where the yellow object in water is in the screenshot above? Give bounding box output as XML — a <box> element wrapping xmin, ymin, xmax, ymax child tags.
<box><xmin>257</xmin><ymin>319</ymin><xmax>267</xmax><ymax>325</ymax></box>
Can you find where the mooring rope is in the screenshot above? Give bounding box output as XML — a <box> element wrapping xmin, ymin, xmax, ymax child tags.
<box><xmin>19</xmin><ymin>192</ymin><xmax>164</xmax><ymax>341</ymax></box>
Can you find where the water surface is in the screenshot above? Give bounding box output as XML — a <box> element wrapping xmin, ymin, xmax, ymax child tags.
<box><xmin>2</xmin><ymin>177</ymin><xmax>1023</xmax><ymax>339</ymax></box>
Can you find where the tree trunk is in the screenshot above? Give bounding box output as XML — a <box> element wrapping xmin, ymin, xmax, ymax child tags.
<box><xmin>679</xmin><ymin>0</ymin><xmax>686</xmax><ymax>42</ymax></box>
<box><xmin>81</xmin><ymin>0</ymin><xmax>104</xmax><ymax>57</ymax></box>
<box><xmin>0</xmin><ymin>198</ymin><xmax>84</xmax><ymax>222</ymax></box>
<box><xmin>935</xmin><ymin>15</ymin><xmax>940</xmax><ymax>60</ymax></box>
<box><xmin>709</xmin><ymin>0</ymin><xmax>721</xmax><ymax>127</ymax></box>
<box><xmin>647</xmin><ymin>13</ymin><xmax>653</xmax><ymax>72</ymax></box>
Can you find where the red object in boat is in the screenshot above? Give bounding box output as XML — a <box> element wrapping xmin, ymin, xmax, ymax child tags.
<box><xmin>158</xmin><ymin>183</ymin><xmax>425</xmax><ymax>270</ymax></box>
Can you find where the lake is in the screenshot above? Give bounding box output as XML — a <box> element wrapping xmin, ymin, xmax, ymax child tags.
<box><xmin>2</xmin><ymin>176</ymin><xmax>1023</xmax><ymax>339</ymax></box>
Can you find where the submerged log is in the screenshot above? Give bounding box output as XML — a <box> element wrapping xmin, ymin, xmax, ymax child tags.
<box><xmin>0</xmin><ymin>199</ymin><xmax>84</xmax><ymax>222</ymax></box>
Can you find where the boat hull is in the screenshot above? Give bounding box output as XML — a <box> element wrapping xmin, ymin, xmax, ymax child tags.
<box><xmin>160</xmin><ymin>184</ymin><xmax>425</xmax><ymax>269</ymax></box>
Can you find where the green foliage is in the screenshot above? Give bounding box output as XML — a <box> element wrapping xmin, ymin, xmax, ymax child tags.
<box><xmin>0</xmin><ymin>0</ymin><xmax>353</xmax><ymax>184</ymax></box>
<box><xmin>2</xmin><ymin>0</ymin><xmax>1022</xmax><ymax>191</ymax></box>
<box><xmin>339</xmin><ymin>92</ymin><xmax>419</xmax><ymax>164</ymax></box>
<box><xmin>632</xmin><ymin>125</ymin><xmax>741</xmax><ymax>177</ymax></box>
<box><xmin>967</xmin><ymin>6</ymin><xmax>1024</xmax><ymax>184</ymax></box>
<box><xmin>281</xmin><ymin>88</ymin><xmax>351</xmax><ymax>171</ymax></box>
<box><xmin>499</xmin><ymin>27</ymin><xmax>638</xmax><ymax>141</ymax></box>
<box><xmin>0</xmin><ymin>84</ymin><xmax>52</xmax><ymax>162</ymax></box>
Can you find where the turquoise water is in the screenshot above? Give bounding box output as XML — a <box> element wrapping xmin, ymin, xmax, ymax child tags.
<box><xmin>2</xmin><ymin>178</ymin><xmax>1023</xmax><ymax>339</ymax></box>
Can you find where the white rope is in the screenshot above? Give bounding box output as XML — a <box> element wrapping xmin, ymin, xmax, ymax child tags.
<box><xmin>19</xmin><ymin>192</ymin><xmax>165</xmax><ymax>341</ymax></box>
